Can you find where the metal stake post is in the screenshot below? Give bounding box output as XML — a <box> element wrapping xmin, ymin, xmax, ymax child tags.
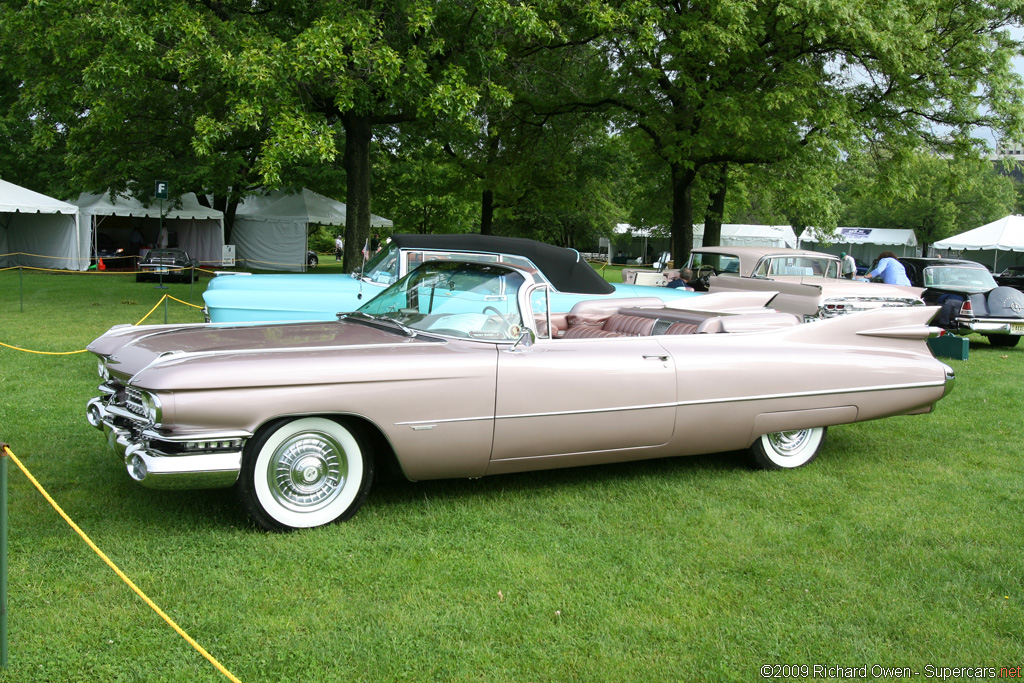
<box><xmin>1</xmin><ymin>443</ymin><xmax>9</xmax><ymax>667</ymax></box>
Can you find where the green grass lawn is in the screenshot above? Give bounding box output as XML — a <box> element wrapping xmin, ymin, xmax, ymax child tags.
<box><xmin>0</xmin><ymin>267</ymin><xmax>1021</xmax><ymax>682</ymax></box>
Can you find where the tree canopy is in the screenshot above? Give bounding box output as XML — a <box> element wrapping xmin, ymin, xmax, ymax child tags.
<box><xmin>2</xmin><ymin>0</ymin><xmax>1023</xmax><ymax>264</ymax></box>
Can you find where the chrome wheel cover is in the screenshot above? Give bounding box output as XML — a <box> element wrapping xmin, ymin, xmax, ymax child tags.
<box><xmin>267</xmin><ymin>431</ymin><xmax>347</xmax><ymax>512</ymax></box>
<box><xmin>766</xmin><ymin>429</ymin><xmax>815</xmax><ymax>457</ymax></box>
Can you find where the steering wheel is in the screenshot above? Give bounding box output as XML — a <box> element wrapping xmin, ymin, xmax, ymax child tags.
<box><xmin>482</xmin><ymin>305</ymin><xmax>513</xmax><ymax>328</ymax></box>
<box><xmin>695</xmin><ymin>274</ymin><xmax>712</xmax><ymax>291</ymax></box>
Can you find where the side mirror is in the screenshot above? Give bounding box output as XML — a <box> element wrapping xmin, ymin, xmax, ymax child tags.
<box><xmin>508</xmin><ymin>328</ymin><xmax>536</xmax><ymax>352</ymax></box>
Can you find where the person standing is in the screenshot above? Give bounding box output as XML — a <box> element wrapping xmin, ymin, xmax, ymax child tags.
<box><xmin>334</xmin><ymin>235</ymin><xmax>343</xmax><ymax>261</ymax></box>
<box><xmin>840</xmin><ymin>251</ymin><xmax>857</xmax><ymax>279</ymax></box>
<box><xmin>862</xmin><ymin>251</ymin><xmax>911</xmax><ymax>285</ymax></box>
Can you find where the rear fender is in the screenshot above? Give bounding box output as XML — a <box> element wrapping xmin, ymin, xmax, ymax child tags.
<box><xmin>774</xmin><ymin>306</ymin><xmax>942</xmax><ymax>356</ymax></box>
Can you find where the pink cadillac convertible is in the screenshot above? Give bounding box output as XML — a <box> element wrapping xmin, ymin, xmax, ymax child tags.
<box><xmin>86</xmin><ymin>260</ymin><xmax>955</xmax><ymax>531</ymax></box>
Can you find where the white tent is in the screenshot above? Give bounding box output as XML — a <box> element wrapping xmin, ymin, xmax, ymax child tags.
<box><xmin>799</xmin><ymin>226</ymin><xmax>917</xmax><ymax>265</ymax></box>
<box><xmin>933</xmin><ymin>215</ymin><xmax>1024</xmax><ymax>270</ymax></box>
<box><xmin>1</xmin><ymin>178</ymin><xmax>87</xmax><ymax>271</ymax></box>
<box><xmin>694</xmin><ymin>224</ymin><xmax>798</xmax><ymax>248</ymax></box>
<box><xmin>232</xmin><ymin>188</ymin><xmax>393</xmax><ymax>272</ymax></box>
<box><xmin>75</xmin><ymin>191</ymin><xmax>225</xmax><ymax>266</ymax></box>
<box><xmin>612</xmin><ymin>222</ymin><xmax>797</xmax><ymax>264</ymax></box>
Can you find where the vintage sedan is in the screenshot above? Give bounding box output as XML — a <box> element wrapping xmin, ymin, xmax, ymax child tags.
<box><xmin>203</xmin><ymin>233</ymin><xmax>700</xmax><ymax>322</ymax></box>
<box><xmin>87</xmin><ymin>260</ymin><xmax>954</xmax><ymax>531</ymax></box>
<box><xmin>136</xmin><ymin>248</ymin><xmax>200</xmax><ymax>283</ymax></box>
<box><xmin>683</xmin><ymin>246</ymin><xmax>924</xmax><ymax>321</ymax></box>
<box><xmin>899</xmin><ymin>257</ymin><xmax>1024</xmax><ymax>347</ymax></box>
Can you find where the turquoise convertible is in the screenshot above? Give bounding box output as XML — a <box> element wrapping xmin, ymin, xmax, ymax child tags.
<box><xmin>203</xmin><ymin>233</ymin><xmax>700</xmax><ymax>322</ymax></box>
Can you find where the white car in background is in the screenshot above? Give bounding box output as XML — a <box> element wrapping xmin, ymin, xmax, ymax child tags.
<box><xmin>684</xmin><ymin>246</ymin><xmax>925</xmax><ymax>321</ymax></box>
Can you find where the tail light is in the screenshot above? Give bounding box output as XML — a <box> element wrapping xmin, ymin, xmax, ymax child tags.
<box><xmin>959</xmin><ymin>299</ymin><xmax>973</xmax><ymax>317</ymax></box>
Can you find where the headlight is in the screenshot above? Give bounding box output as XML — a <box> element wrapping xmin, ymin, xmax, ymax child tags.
<box><xmin>140</xmin><ymin>392</ymin><xmax>162</xmax><ymax>424</ymax></box>
<box><xmin>98</xmin><ymin>358</ymin><xmax>110</xmax><ymax>381</ymax></box>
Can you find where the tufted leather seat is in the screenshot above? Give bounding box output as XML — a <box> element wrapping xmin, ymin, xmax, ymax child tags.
<box><xmin>603</xmin><ymin>314</ymin><xmax>656</xmax><ymax>336</ymax></box>
<box><xmin>563</xmin><ymin>326</ymin><xmax>622</xmax><ymax>339</ymax></box>
<box><xmin>665</xmin><ymin>322</ymin><xmax>698</xmax><ymax>335</ymax></box>
<box><xmin>563</xmin><ymin>314</ymin><xmax>656</xmax><ymax>338</ymax></box>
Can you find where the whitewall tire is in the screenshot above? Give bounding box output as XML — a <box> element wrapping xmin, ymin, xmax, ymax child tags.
<box><xmin>749</xmin><ymin>427</ymin><xmax>827</xmax><ymax>470</ymax></box>
<box><xmin>238</xmin><ymin>417</ymin><xmax>374</xmax><ymax>531</ymax></box>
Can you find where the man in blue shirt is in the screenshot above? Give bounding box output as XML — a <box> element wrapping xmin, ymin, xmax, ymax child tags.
<box><xmin>862</xmin><ymin>251</ymin><xmax>911</xmax><ymax>285</ymax></box>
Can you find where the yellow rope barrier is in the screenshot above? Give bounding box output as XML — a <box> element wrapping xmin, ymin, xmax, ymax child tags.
<box><xmin>1</xmin><ymin>295</ymin><xmax>205</xmax><ymax>354</ymax></box>
<box><xmin>134</xmin><ymin>296</ymin><xmax>170</xmax><ymax>326</ymax></box>
<box><xmin>166</xmin><ymin>295</ymin><xmax>205</xmax><ymax>310</ymax></box>
<box><xmin>1</xmin><ymin>444</ymin><xmax>243</xmax><ymax>683</ymax></box>
<box><xmin>0</xmin><ymin>342</ymin><xmax>88</xmax><ymax>356</ymax></box>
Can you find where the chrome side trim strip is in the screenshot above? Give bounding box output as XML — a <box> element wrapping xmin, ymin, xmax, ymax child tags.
<box><xmin>395</xmin><ymin>379</ymin><xmax>948</xmax><ymax>426</ymax></box>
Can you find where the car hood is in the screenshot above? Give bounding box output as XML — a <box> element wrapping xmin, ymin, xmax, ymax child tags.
<box><xmin>89</xmin><ymin>319</ymin><xmax>450</xmax><ymax>389</ymax></box>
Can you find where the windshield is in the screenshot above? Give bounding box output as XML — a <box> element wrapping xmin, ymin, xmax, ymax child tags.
<box><xmin>362</xmin><ymin>243</ymin><xmax>401</xmax><ymax>284</ymax></box>
<box><xmin>356</xmin><ymin>261</ymin><xmax>526</xmax><ymax>341</ymax></box>
<box><xmin>923</xmin><ymin>265</ymin><xmax>997</xmax><ymax>292</ymax></box>
<box><xmin>687</xmin><ymin>252</ymin><xmax>741</xmax><ymax>275</ymax></box>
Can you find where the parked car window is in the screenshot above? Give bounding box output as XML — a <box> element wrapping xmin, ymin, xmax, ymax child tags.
<box><xmin>923</xmin><ymin>265</ymin><xmax>997</xmax><ymax>292</ymax></box>
<box><xmin>358</xmin><ymin>261</ymin><xmax>526</xmax><ymax>341</ymax></box>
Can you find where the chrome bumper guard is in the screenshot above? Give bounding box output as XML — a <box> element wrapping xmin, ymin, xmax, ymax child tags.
<box><xmin>87</xmin><ymin>397</ymin><xmax>249</xmax><ymax>490</ymax></box>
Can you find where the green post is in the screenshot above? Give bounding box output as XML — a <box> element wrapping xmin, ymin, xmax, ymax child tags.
<box><xmin>1</xmin><ymin>443</ymin><xmax>9</xmax><ymax>667</ymax></box>
<box><xmin>19</xmin><ymin>266</ymin><xmax>23</xmax><ymax>313</ymax></box>
<box><xmin>164</xmin><ymin>295</ymin><xmax>169</xmax><ymax>325</ymax></box>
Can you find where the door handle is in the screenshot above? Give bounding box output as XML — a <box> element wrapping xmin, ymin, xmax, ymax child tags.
<box><xmin>643</xmin><ymin>354</ymin><xmax>669</xmax><ymax>362</ymax></box>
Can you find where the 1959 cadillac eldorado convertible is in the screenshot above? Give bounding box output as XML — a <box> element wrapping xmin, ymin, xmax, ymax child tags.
<box><xmin>88</xmin><ymin>260</ymin><xmax>955</xmax><ymax>531</ymax></box>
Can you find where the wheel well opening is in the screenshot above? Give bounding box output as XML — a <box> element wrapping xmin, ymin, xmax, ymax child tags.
<box><xmin>324</xmin><ymin>414</ymin><xmax>406</xmax><ymax>483</ymax></box>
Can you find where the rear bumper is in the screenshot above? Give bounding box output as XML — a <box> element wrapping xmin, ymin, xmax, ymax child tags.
<box><xmin>955</xmin><ymin>318</ymin><xmax>1024</xmax><ymax>335</ymax></box>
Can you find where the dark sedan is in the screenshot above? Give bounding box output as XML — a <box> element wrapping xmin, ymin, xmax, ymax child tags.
<box><xmin>137</xmin><ymin>248</ymin><xmax>200</xmax><ymax>283</ymax></box>
<box><xmin>899</xmin><ymin>257</ymin><xmax>1024</xmax><ymax>347</ymax></box>
<box><xmin>996</xmin><ymin>264</ymin><xmax>1024</xmax><ymax>291</ymax></box>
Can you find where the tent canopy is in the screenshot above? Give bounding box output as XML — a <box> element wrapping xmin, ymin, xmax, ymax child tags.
<box><xmin>613</xmin><ymin>223</ymin><xmax>797</xmax><ymax>247</ymax></box>
<box><xmin>236</xmin><ymin>188</ymin><xmax>392</xmax><ymax>227</ymax></box>
<box><xmin>0</xmin><ymin>178</ymin><xmax>86</xmax><ymax>270</ymax></box>
<box><xmin>798</xmin><ymin>226</ymin><xmax>918</xmax><ymax>265</ymax></box>
<box><xmin>800</xmin><ymin>226</ymin><xmax>918</xmax><ymax>248</ymax></box>
<box><xmin>232</xmin><ymin>188</ymin><xmax>392</xmax><ymax>272</ymax></box>
<box><xmin>932</xmin><ymin>215</ymin><xmax>1024</xmax><ymax>270</ymax></box>
<box><xmin>75</xmin><ymin>190</ymin><xmax>225</xmax><ymax>266</ymax></box>
<box><xmin>695</xmin><ymin>223</ymin><xmax>798</xmax><ymax>248</ymax></box>
<box><xmin>933</xmin><ymin>215</ymin><xmax>1024</xmax><ymax>252</ymax></box>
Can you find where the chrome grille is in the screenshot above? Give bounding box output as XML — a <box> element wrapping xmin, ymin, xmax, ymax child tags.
<box><xmin>124</xmin><ymin>387</ymin><xmax>147</xmax><ymax>417</ymax></box>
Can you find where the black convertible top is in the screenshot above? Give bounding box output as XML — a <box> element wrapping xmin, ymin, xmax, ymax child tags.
<box><xmin>387</xmin><ymin>233</ymin><xmax>614</xmax><ymax>295</ymax></box>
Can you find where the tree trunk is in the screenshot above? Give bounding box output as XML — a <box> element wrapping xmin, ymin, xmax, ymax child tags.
<box><xmin>342</xmin><ymin>113</ymin><xmax>373</xmax><ymax>272</ymax></box>
<box><xmin>670</xmin><ymin>164</ymin><xmax>698</xmax><ymax>266</ymax></box>
<box><xmin>481</xmin><ymin>189</ymin><xmax>494</xmax><ymax>235</ymax></box>
<box><xmin>702</xmin><ymin>164</ymin><xmax>728</xmax><ymax>248</ymax></box>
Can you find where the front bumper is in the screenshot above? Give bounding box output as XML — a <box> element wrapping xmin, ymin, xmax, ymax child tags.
<box><xmin>87</xmin><ymin>396</ymin><xmax>249</xmax><ymax>490</ymax></box>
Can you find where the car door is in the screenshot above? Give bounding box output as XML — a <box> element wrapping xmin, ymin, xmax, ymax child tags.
<box><xmin>490</xmin><ymin>336</ymin><xmax>677</xmax><ymax>462</ymax></box>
